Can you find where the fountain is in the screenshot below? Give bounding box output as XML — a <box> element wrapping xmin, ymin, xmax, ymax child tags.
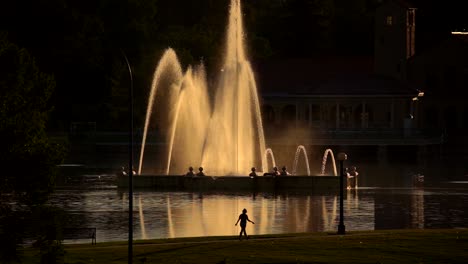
<box><xmin>264</xmin><ymin>148</ymin><xmax>277</xmax><ymax>171</ymax></box>
<box><xmin>139</xmin><ymin>0</ymin><xmax>266</xmax><ymax>176</ymax></box>
<box><xmin>292</xmin><ymin>145</ymin><xmax>311</xmax><ymax>176</ymax></box>
<box><xmin>320</xmin><ymin>148</ymin><xmax>338</xmax><ymax>176</ymax></box>
<box><xmin>135</xmin><ymin>0</ymin><xmax>340</xmax><ymax>182</ymax></box>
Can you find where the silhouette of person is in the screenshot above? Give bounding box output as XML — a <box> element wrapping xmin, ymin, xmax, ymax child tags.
<box><xmin>273</xmin><ymin>166</ymin><xmax>280</xmax><ymax>176</ymax></box>
<box><xmin>120</xmin><ymin>166</ymin><xmax>127</xmax><ymax>176</ymax></box>
<box><xmin>412</xmin><ymin>173</ymin><xmax>424</xmax><ymax>188</ymax></box>
<box><xmin>120</xmin><ymin>166</ymin><xmax>136</xmax><ymax>176</ymax></box>
<box><xmin>249</xmin><ymin>167</ymin><xmax>257</xmax><ymax>178</ymax></box>
<box><xmin>280</xmin><ymin>166</ymin><xmax>291</xmax><ymax>176</ymax></box>
<box><xmin>345</xmin><ymin>167</ymin><xmax>350</xmax><ymax>188</ymax></box>
<box><xmin>185</xmin><ymin>166</ymin><xmax>195</xmax><ymax>177</ymax></box>
<box><xmin>347</xmin><ymin>166</ymin><xmax>358</xmax><ymax>189</ymax></box>
<box><xmin>196</xmin><ymin>167</ymin><xmax>205</xmax><ymax>176</ymax></box>
<box><xmin>235</xmin><ymin>208</ymin><xmax>254</xmax><ymax>240</ymax></box>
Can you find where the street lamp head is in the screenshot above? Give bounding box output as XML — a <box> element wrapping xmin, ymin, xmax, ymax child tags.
<box><xmin>337</xmin><ymin>152</ymin><xmax>347</xmax><ymax>161</ymax></box>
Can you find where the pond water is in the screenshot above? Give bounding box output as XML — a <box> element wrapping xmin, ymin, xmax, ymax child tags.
<box><xmin>48</xmin><ymin>184</ymin><xmax>468</xmax><ymax>243</ymax></box>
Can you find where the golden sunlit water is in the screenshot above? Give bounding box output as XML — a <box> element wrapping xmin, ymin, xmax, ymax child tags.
<box><xmin>45</xmin><ymin>186</ymin><xmax>468</xmax><ymax>243</ymax></box>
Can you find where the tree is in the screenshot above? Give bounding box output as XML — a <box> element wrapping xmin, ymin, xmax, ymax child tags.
<box><xmin>0</xmin><ymin>32</ymin><xmax>65</xmax><ymax>262</ymax></box>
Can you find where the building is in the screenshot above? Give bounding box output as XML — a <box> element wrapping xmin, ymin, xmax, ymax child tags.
<box><xmin>257</xmin><ymin>0</ymin><xmax>442</xmax><ymax>169</ymax></box>
<box><xmin>407</xmin><ymin>33</ymin><xmax>468</xmax><ymax>156</ymax></box>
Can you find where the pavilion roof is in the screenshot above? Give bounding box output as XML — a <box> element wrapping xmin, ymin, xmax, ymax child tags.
<box><xmin>254</xmin><ymin>56</ymin><xmax>418</xmax><ymax>98</ymax></box>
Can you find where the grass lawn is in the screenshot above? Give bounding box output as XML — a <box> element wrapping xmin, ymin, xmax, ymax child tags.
<box><xmin>22</xmin><ymin>229</ymin><xmax>468</xmax><ymax>263</ymax></box>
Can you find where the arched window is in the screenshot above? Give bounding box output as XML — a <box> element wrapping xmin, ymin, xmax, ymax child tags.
<box><xmin>304</xmin><ymin>106</ymin><xmax>310</xmax><ymax>121</ymax></box>
<box><xmin>354</xmin><ymin>104</ymin><xmax>373</xmax><ymax>129</ymax></box>
<box><xmin>281</xmin><ymin>105</ymin><xmax>296</xmax><ymax>126</ymax></box>
<box><xmin>262</xmin><ymin>105</ymin><xmax>275</xmax><ymax>124</ymax></box>
<box><xmin>444</xmin><ymin>106</ymin><xmax>458</xmax><ymax>131</ymax></box>
<box><xmin>311</xmin><ymin>104</ymin><xmax>320</xmax><ymax>121</ymax></box>
<box><xmin>424</xmin><ymin>106</ymin><xmax>438</xmax><ymax>129</ymax></box>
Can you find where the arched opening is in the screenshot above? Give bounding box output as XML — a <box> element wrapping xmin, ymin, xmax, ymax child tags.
<box><xmin>262</xmin><ymin>105</ymin><xmax>275</xmax><ymax>128</ymax></box>
<box><xmin>424</xmin><ymin>106</ymin><xmax>438</xmax><ymax>129</ymax></box>
<box><xmin>444</xmin><ymin>106</ymin><xmax>458</xmax><ymax>131</ymax></box>
<box><xmin>354</xmin><ymin>104</ymin><xmax>373</xmax><ymax>129</ymax></box>
<box><xmin>281</xmin><ymin>105</ymin><xmax>296</xmax><ymax>126</ymax></box>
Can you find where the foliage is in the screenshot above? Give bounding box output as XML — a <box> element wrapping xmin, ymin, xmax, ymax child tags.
<box><xmin>0</xmin><ymin>32</ymin><xmax>64</xmax><ymax>204</ymax></box>
<box><xmin>30</xmin><ymin>206</ymin><xmax>66</xmax><ymax>264</ymax></box>
<box><xmin>0</xmin><ymin>32</ymin><xmax>65</xmax><ymax>263</ymax></box>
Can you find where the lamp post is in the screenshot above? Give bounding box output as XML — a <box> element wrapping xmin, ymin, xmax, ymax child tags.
<box><xmin>121</xmin><ymin>50</ymin><xmax>134</xmax><ymax>264</ymax></box>
<box><xmin>337</xmin><ymin>152</ymin><xmax>347</xmax><ymax>235</ymax></box>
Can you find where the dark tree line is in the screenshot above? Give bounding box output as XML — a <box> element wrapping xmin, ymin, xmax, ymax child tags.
<box><xmin>0</xmin><ymin>32</ymin><xmax>66</xmax><ymax>263</ymax></box>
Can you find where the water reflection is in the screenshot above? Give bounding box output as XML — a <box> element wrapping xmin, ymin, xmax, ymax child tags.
<box><xmin>411</xmin><ymin>189</ymin><xmax>424</xmax><ymax>229</ymax></box>
<box><xmin>322</xmin><ymin>196</ymin><xmax>337</xmax><ymax>231</ymax></box>
<box><xmin>166</xmin><ymin>195</ymin><xmax>174</xmax><ymax>238</ymax></box>
<box><xmin>138</xmin><ymin>195</ymin><xmax>147</xmax><ymax>239</ymax></box>
<box><xmin>47</xmin><ymin>187</ymin><xmax>468</xmax><ymax>243</ymax></box>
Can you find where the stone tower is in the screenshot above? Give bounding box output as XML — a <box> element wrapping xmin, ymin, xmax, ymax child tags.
<box><xmin>374</xmin><ymin>0</ymin><xmax>416</xmax><ymax>80</ymax></box>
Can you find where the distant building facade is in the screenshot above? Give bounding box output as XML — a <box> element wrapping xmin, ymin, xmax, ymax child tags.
<box><xmin>407</xmin><ymin>35</ymin><xmax>468</xmax><ymax>152</ymax></box>
<box><xmin>257</xmin><ymin>0</ymin><xmax>451</xmax><ymax>166</ymax></box>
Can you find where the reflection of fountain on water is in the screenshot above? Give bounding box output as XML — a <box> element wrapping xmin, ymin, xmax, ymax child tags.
<box><xmin>138</xmin><ymin>195</ymin><xmax>147</xmax><ymax>239</ymax></box>
<box><xmin>322</xmin><ymin>196</ymin><xmax>337</xmax><ymax>231</ymax></box>
<box><xmin>320</xmin><ymin>148</ymin><xmax>338</xmax><ymax>176</ymax></box>
<box><xmin>411</xmin><ymin>189</ymin><xmax>424</xmax><ymax>229</ymax></box>
<box><xmin>166</xmin><ymin>195</ymin><xmax>175</xmax><ymax>238</ymax></box>
<box><xmin>159</xmin><ymin>194</ymin><xmax>340</xmax><ymax>236</ymax></box>
<box><xmin>292</xmin><ymin>145</ymin><xmax>311</xmax><ymax>176</ymax></box>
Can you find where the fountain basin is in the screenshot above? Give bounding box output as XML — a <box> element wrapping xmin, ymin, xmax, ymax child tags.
<box><xmin>116</xmin><ymin>175</ymin><xmax>340</xmax><ymax>193</ymax></box>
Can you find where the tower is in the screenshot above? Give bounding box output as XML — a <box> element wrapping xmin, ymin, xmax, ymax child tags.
<box><xmin>374</xmin><ymin>0</ymin><xmax>416</xmax><ymax>80</ymax></box>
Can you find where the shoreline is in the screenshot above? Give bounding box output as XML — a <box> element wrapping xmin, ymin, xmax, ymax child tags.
<box><xmin>21</xmin><ymin>229</ymin><xmax>468</xmax><ymax>263</ymax></box>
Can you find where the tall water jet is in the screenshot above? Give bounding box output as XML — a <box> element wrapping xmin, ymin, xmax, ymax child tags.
<box><xmin>138</xmin><ymin>49</ymin><xmax>185</xmax><ymax>174</ymax></box>
<box><xmin>320</xmin><ymin>148</ymin><xmax>338</xmax><ymax>176</ymax></box>
<box><xmin>292</xmin><ymin>145</ymin><xmax>311</xmax><ymax>176</ymax></box>
<box><xmin>139</xmin><ymin>0</ymin><xmax>266</xmax><ymax>175</ymax></box>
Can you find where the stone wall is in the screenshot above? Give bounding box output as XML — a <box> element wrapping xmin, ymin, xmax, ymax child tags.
<box><xmin>117</xmin><ymin>175</ymin><xmax>341</xmax><ymax>194</ymax></box>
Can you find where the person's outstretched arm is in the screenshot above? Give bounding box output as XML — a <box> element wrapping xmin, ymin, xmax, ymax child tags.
<box><xmin>235</xmin><ymin>216</ymin><xmax>240</xmax><ymax>226</ymax></box>
<box><xmin>247</xmin><ymin>216</ymin><xmax>254</xmax><ymax>224</ymax></box>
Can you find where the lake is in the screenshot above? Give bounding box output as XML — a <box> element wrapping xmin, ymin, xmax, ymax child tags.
<box><xmin>48</xmin><ymin>183</ymin><xmax>468</xmax><ymax>243</ymax></box>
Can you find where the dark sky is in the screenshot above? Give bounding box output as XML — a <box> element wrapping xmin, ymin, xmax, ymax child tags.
<box><xmin>1</xmin><ymin>0</ymin><xmax>468</xmax><ymax>128</ymax></box>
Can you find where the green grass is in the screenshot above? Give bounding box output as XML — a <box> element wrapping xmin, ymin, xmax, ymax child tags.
<box><xmin>21</xmin><ymin>229</ymin><xmax>468</xmax><ymax>263</ymax></box>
